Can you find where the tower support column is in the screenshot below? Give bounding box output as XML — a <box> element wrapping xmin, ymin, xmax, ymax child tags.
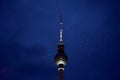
<box><xmin>59</xmin><ymin>69</ymin><xmax>64</xmax><ymax>80</ymax></box>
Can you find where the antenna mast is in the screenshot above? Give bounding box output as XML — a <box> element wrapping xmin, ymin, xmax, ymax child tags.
<box><xmin>60</xmin><ymin>14</ymin><xmax>63</xmax><ymax>43</ymax></box>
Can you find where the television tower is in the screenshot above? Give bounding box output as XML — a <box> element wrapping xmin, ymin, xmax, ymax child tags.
<box><xmin>55</xmin><ymin>15</ymin><xmax>68</xmax><ymax>80</ymax></box>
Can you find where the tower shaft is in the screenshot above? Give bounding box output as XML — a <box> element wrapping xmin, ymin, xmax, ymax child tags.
<box><xmin>59</xmin><ymin>69</ymin><xmax>64</xmax><ymax>80</ymax></box>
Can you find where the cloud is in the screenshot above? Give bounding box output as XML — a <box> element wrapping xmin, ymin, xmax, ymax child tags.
<box><xmin>9</xmin><ymin>64</ymin><xmax>57</xmax><ymax>79</ymax></box>
<box><xmin>0</xmin><ymin>64</ymin><xmax>57</xmax><ymax>80</ymax></box>
<box><xmin>0</xmin><ymin>42</ymin><xmax>48</xmax><ymax>80</ymax></box>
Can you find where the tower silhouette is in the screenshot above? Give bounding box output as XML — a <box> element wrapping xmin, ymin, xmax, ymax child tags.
<box><xmin>55</xmin><ymin>15</ymin><xmax>68</xmax><ymax>80</ymax></box>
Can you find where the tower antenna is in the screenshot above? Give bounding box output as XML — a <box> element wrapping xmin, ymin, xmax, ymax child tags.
<box><xmin>59</xmin><ymin>14</ymin><xmax>63</xmax><ymax>43</ymax></box>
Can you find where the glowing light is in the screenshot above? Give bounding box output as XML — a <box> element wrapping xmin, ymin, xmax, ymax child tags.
<box><xmin>56</xmin><ymin>59</ymin><xmax>66</xmax><ymax>66</ymax></box>
<box><xmin>60</xmin><ymin>22</ymin><xmax>62</xmax><ymax>25</ymax></box>
<box><xmin>58</xmin><ymin>68</ymin><xmax>64</xmax><ymax>71</ymax></box>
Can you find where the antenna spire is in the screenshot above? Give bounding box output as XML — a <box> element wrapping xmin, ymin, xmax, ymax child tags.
<box><xmin>59</xmin><ymin>14</ymin><xmax>63</xmax><ymax>43</ymax></box>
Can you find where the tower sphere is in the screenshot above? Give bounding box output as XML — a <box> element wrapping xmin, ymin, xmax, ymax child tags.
<box><xmin>55</xmin><ymin>44</ymin><xmax>68</xmax><ymax>66</ymax></box>
<box><xmin>55</xmin><ymin>52</ymin><xmax>68</xmax><ymax>66</ymax></box>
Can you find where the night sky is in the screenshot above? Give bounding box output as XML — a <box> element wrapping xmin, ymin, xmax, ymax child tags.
<box><xmin>0</xmin><ymin>0</ymin><xmax>120</xmax><ymax>80</ymax></box>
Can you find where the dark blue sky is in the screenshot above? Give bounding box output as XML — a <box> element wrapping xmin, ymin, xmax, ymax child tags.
<box><xmin>0</xmin><ymin>0</ymin><xmax>120</xmax><ymax>80</ymax></box>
